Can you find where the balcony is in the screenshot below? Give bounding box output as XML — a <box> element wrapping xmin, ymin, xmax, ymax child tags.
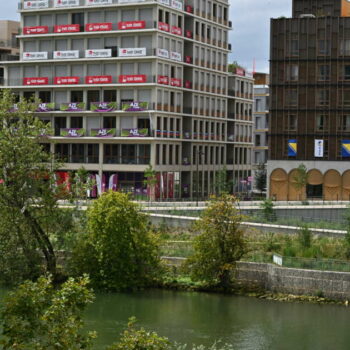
<box><xmin>22</xmin><ymin>21</ymin><xmax>163</xmax><ymax>36</ymax></box>
<box><xmin>57</xmin><ymin>128</ymin><xmax>153</xmax><ymax>138</ymax></box>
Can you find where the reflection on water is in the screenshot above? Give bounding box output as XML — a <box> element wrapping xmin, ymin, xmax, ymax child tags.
<box><xmin>84</xmin><ymin>289</ymin><xmax>350</xmax><ymax>350</ymax></box>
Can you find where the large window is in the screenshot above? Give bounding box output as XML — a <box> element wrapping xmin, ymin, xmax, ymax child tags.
<box><xmin>285</xmin><ymin>89</ymin><xmax>297</xmax><ymax>106</ymax></box>
<box><xmin>318</xmin><ymin>65</ymin><xmax>330</xmax><ymax>81</ymax></box>
<box><xmin>315</xmin><ymin>114</ymin><xmax>328</xmax><ymax>131</ymax></box>
<box><xmin>287</xmin><ymin>114</ymin><xmax>297</xmax><ymax>131</ymax></box>
<box><xmin>317</xmin><ymin>89</ymin><xmax>329</xmax><ymax>106</ymax></box>
<box><xmin>343</xmin><ymin>90</ymin><xmax>350</xmax><ymax>106</ymax></box>
<box><xmin>340</xmin><ymin>39</ymin><xmax>350</xmax><ymax>56</ymax></box>
<box><xmin>343</xmin><ymin>65</ymin><xmax>350</xmax><ymax>80</ymax></box>
<box><xmin>318</xmin><ymin>39</ymin><xmax>330</xmax><ymax>55</ymax></box>
<box><xmin>339</xmin><ymin>115</ymin><xmax>350</xmax><ymax>131</ymax></box>
<box><xmin>286</xmin><ymin>64</ymin><xmax>299</xmax><ymax>81</ymax></box>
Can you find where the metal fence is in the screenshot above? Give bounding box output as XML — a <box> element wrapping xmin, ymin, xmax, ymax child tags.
<box><xmin>273</xmin><ymin>254</ymin><xmax>350</xmax><ymax>273</ymax></box>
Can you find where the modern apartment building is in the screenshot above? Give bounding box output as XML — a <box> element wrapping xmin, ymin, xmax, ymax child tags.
<box><xmin>227</xmin><ymin>68</ymin><xmax>254</xmax><ymax>193</ymax></box>
<box><xmin>0</xmin><ymin>0</ymin><xmax>232</xmax><ymax>200</ymax></box>
<box><xmin>253</xmin><ymin>72</ymin><xmax>269</xmax><ymax>189</ymax></box>
<box><xmin>269</xmin><ymin>0</ymin><xmax>350</xmax><ymax>201</ymax></box>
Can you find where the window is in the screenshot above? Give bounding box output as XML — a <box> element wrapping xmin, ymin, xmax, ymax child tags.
<box><xmin>289</xmin><ymin>36</ymin><xmax>299</xmax><ymax>56</ymax></box>
<box><xmin>318</xmin><ymin>65</ymin><xmax>330</xmax><ymax>81</ymax></box>
<box><xmin>255</xmin><ymin>134</ymin><xmax>261</xmax><ymax>146</ymax></box>
<box><xmin>315</xmin><ymin>114</ymin><xmax>328</xmax><ymax>131</ymax></box>
<box><xmin>340</xmin><ymin>115</ymin><xmax>350</xmax><ymax>131</ymax></box>
<box><xmin>340</xmin><ymin>39</ymin><xmax>350</xmax><ymax>56</ymax></box>
<box><xmin>344</xmin><ymin>65</ymin><xmax>350</xmax><ymax>80</ymax></box>
<box><xmin>317</xmin><ymin>89</ymin><xmax>329</xmax><ymax>106</ymax></box>
<box><xmin>344</xmin><ymin>90</ymin><xmax>350</xmax><ymax>106</ymax></box>
<box><xmin>318</xmin><ymin>40</ymin><xmax>330</xmax><ymax>55</ymax></box>
<box><xmin>286</xmin><ymin>64</ymin><xmax>299</xmax><ymax>81</ymax></box>
<box><xmin>285</xmin><ymin>89</ymin><xmax>297</xmax><ymax>106</ymax></box>
<box><xmin>287</xmin><ymin>114</ymin><xmax>297</xmax><ymax>131</ymax></box>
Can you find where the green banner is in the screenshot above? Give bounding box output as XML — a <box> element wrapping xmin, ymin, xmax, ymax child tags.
<box><xmin>60</xmin><ymin>128</ymin><xmax>85</xmax><ymax>137</ymax></box>
<box><xmin>121</xmin><ymin>101</ymin><xmax>149</xmax><ymax>111</ymax></box>
<box><xmin>121</xmin><ymin>128</ymin><xmax>149</xmax><ymax>137</ymax></box>
<box><xmin>60</xmin><ymin>102</ymin><xmax>86</xmax><ymax>112</ymax></box>
<box><xmin>90</xmin><ymin>128</ymin><xmax>116</xmax><ymax>137</ymax></box>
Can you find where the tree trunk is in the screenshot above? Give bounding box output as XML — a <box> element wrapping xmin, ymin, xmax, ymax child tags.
<box><xmin>23</xmin><ymin>209</ymin><xmax>57</xmax><ymax>279</ymax></box>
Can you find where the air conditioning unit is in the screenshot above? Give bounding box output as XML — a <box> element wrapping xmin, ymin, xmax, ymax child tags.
<box><xmin>300</xmin><ymin>14</ymin><xmax>316</xmax><ymax>18</ymax></box>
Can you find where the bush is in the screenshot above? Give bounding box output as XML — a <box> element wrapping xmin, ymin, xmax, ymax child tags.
<box><xmin>187</xmin><ymin>195</ymin><xmax>247</xmax><ymax>289</ymax></box>
<box><xmin>70</xmin><ymin>191</ymin><xmax>162</xmax><ymax>291</ymax></box>
<box><xmin>0</xmin><ymin>275</ymin><xmax>96</xmax><ymax>350</ymax></box>
<box><xmin>260</xmin><ymin>199</ymin><xmax>276</xmax><ymax>222</ymax></box>
<box><xmin>107</xmin><ymin>317</ymin><xmax>170</xmax><ymax>350</ymax></box>
<box><xmin>298</xmin><ymin>225</ymin><xmax>312</xmax><ymax>249</ymax></box>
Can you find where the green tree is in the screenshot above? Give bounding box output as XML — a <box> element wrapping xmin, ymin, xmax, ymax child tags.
<box><xmin>187</xmin><ymin>194</ymin><xmax>247</xmax><ymax>289</ymax></box>
<box><xmin>143</xmin><ymin>164</ymin><xmax>158</xmax><ymax>202</ymax></box>
<box><xmin>0</xmin><ymin>275</ymin><xmax>96</xmax><ymax>350</ymax></box>
<box><xmin>107</xmin><ymin>317</ymin><xmax>170</xmax><ymax>350</ymax></box>
<box><xmin>255</xmin><ymin>164</ymin><xmax>266</xmax><ymax>196</ymax></box>
<box><xmin>214</xmin><ymin>166</ymin><xmax>232</xmax><ymax>195</ymax></box>
<box><xmin>292</xmin><ymin>163</ymin><xmax>308</xmax><ymax>200</ymax></box>
<box><xmin>70</xmin><ymin>191</ymin><xmax>162</xmax><ymax>291</ymax></box>
<box><xmin>260</xmin><ymin>198</ymin><xmax>276</xmax><ymax>222</ymax></box>
<box><xmin>0</xmin><ymin>90</ymin><xmax>64</xmax><ymax>282</ymax></box>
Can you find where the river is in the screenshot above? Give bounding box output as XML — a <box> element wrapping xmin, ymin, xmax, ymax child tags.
<box><xmin>85</xmin><ymin>289</ymin><xmax>350</xmax><ymax>350</ymax></box>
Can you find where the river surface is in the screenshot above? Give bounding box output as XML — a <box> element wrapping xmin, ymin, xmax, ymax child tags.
<box><xmin>85</xmin><ymin>289</ymin><xmax>350</xmax><ymax>350</ymax></box>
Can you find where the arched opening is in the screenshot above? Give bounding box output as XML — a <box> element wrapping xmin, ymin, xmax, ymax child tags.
<box><xmin>323</xmin><ymin>170</ymin><xmax>341</xmax><ymax>201</ymax></box>
<box><xmin>307</xmin><ymin>169</ymin><xmax>323</xmax><ymax>199</ymax></box>
<box><xmin>270</xmin><ymin>168</ymin><xmax>288</xmax><ymax>201</ymax></box>
<box><xmin>342</xmin><ymin>170</ymin><xmax>350</xmax><ymax>200</ymax></box>
<box><xmin>288</xmin><ymin>169</ymin><xmax>306</xmax><ymax>201</ymax></box>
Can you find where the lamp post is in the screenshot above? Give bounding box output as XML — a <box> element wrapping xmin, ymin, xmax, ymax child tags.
<box><xmin>196</xmin><ymin>148</ymin><xmax>204</xmax><ymax>207</ymax></box>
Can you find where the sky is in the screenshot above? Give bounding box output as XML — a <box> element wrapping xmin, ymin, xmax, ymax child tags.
<box><xmin>0</xmin><ymin>0</ymin><xmax>292</xmax><ymax>73</ymax></box>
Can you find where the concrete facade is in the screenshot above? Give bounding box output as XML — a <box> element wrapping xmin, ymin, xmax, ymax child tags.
<box><xmin>0</xmin><ymin>0</ymin><xmax>234</xmax><ymax>201</ymax></box>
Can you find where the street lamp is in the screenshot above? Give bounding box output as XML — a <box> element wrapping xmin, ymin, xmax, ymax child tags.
<box><xmin>196</xmin><ymin>148</ymin><xmax>204</xmax><ymax>207</ymax></box>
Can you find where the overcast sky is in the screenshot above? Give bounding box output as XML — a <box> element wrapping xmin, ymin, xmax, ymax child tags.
<box><xmin>0</xmin><ymin>0</ymin><xmax>292</xmax><ymax>73</ymax></box>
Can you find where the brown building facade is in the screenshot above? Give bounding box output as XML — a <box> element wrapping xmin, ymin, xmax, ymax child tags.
<box><xmin>268</xmin><ymin>0</ymin><xmax>350</xmax><ymax>201</ymax></box>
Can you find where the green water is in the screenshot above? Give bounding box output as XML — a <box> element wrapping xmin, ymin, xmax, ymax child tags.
<box><xmin>85</xmin><ymin>289</ymin><xmax>350</xmax><ymax>350</ymax></box>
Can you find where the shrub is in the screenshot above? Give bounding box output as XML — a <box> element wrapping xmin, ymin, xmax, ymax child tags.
<box><xmin>0</xmin><ymin>275</ymin><xmax>96</xmax><ymax>350</ymax></box>
<box><xmin>260</xmin><ymin>199</ymin><xmax>276</xmax><ymax>222</ymax></box>
<box><xmin>298</xmin><ymin>225</ymin><xmax>312</xmax><ymax>249</ymax></box>
<box><xmin>70</xmin><ymin>191</ymin><xmax>162</xmax><ymax>291</ymax></box>
<box><xmin>187</xmin><ymin>195</ymin><xmax>247</xmax><ymax>289</ymax></box>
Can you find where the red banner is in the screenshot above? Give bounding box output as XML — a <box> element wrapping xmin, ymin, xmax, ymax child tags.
<box><xmin>85</xmin><ymin>76</ymin><xmax>113</xmax><ymax>84</ymax></box>
<box><xmin>54</xmin><ymin>24</ymin><xmax>80</xmax><ymax>33</ymax></box>
<box><xmin>185</xmin><ymin>56</ymin><xmax>192</xmax><ymax>63</ymax></box>
<box><xmin>23</xmin><ymin>77</ymin><xmax>49</xmax><ymax>85</ymax></box>
<box><xmin>119</xmin><ymin>75</ymin><xmax>147</xmax><ymax>83</ymax></box>
<box><xmin>54</xmin><ymin>76</ymin><xmax>80</xmax><ymax>85</ymax></box>
<box><xmin>23</xmin><ymin>26</ymin><xmax>49</xmax><ymax>35</ymax></box>
<box><xmin>171</xmin><ymin>26</ymin><xmax>182</xmax><ymax>36</ymax></box>
<box><xmin>185</xmin><ymin>5</ymin><xmax>193</xmax><ymax>13</ymax></box>
<box><xmin>118</xmin><ymin>21</ymin><xmax>145</xmax><ymax>30</ymax></box>
<box><xmin>86</xmin><ymin>23</ymin><xmax>112</xmax><ymax>32</ymax></box>
<box><xmin>170</xmin><ymin>78</ymin><xmax>182</xmax><ymax>87</ymax></box>
<box><xmin>184</xmin><ymin>80</ymin><xmax>192</xmax><ymax>89</ymax></box>
<box><xmin>185</xmin><ymin>30</ymin><xmax>193</xmax><ymax>38</ymax></box>
<box><xmin>158</xmin><ymin>22</ymin><xmax>170</xmax><ymax>32</ymax></box>
<box><xmin>157</xmin><ymin>75</ymin><xmax>169</xmax><ymax>85</ymax></box>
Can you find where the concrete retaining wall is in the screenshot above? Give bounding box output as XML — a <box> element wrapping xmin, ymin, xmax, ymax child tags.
<box><xmin>236</xmin><ymin>261</ymin><xmax>350</xmax><ymax>300</ymax></box>
<box><xmin>149</xmin><ymin>213</ymin><xmax>346</xmax><ymax>237</ymax></box>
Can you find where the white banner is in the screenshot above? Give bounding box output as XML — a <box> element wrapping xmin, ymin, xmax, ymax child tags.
<box><xmin>85</xmin><ymin>49</ymin><xmax>112</xmax><ymax>58</ymax></box>
<box><xmin>314</xmin><ymin>139</ymin><xmax>324</xmax><ymax>158</ymax></box>
<box><xmin>157</xmin><ymin>48</ymin><xmax>169</xmax><ymax>58</ymax></box>
<box><xmin>24</xmin><ymin>0</ymin><xmax>49</xmax><ymax>9</ymax></box>
<box><xmin>158</xmin><ymin>0</ymin><xmax>170</xmax><ymax>5</ymax></box>
<box><xmin>54</xmin><ymin>0</ymin><xmax>79</xmax><ymax>7</ymax></box>
<box><xmin>170</xmin><ymin>51</ymin><xmax>182</xmax><ymax>61</ymax></box>
<box><xmin>171</xmin><ymin>0</ymin><xmax>183</xmax><ymax>10</ymax></box>
<box><xmin>119</xmin><ymin>48</ymin><xmax>146</xmax><ymax>57</ymax></box>
<box><xmin>86</xmin><ymin>0</ymin><xmax>112</xmax><ymax>5</ymax></box>
<box><xmin>53</xmin><ymin>50</ymin><xmax>80</xmax><ymax>59</ymax></box>
<box><xmin>119</xmin><ymin>0</ymin><xmax>146</xmax><ymax>3</ymax></box>
<box><xmin>23</xmin><ymin>52</ymin><xmax>48</xmax><ymax>60</ymax></box>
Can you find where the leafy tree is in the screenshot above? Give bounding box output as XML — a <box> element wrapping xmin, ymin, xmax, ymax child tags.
<box><xmin>298</xmin><ymin>225</ymin><xmax>312</xmax><ymax>249</ymax></box>
<box><xmin>70</xmin><ymin>191</ymin><xmax>162</xmax><ymax>291</ymax></box>
<box><xmin>255</xmin><ymin>164</ymin><xmax>266</xmax><ymax>195</ymax></box>
<box><xmin>107</xmin><ymin>317</ymin><xmax>170</xmax><ymax>350</ymax></box>
<box><xmin>214</xmin><ymin>166</ymin><xmax>232</xmax><ymax>195</ymax></box>
<box><xmin>260</xmin><ymin>198</ymin><xmax>276</xmax><ymax>222</ymax></box>
<box><xmin>144</xmin><ymin>164</ymin><xmax>157</xmax><ymax>201</ymax></box>
<box><xmin>292</xmin><ymin>163</ymin><xmax>308</xmax><ymax>200</ymax></box>
<box><xmin>228</xmin><ymin>61</ymin><xmax>244</xmax><ymax>73</ymax></box>
<box><xmin>0</xmin><ymin>275</ymin><xmax>96</xmax><ymax>350</ymax></box>
<box><xmin>187</xmin><ymin>194</ymin><xmax>247</xmax><ymax>289</ymax></box>
<box><xmin>0</xmin><ymin>90</ymin><xmax>64</xmax><ymax>282</ymax></box>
